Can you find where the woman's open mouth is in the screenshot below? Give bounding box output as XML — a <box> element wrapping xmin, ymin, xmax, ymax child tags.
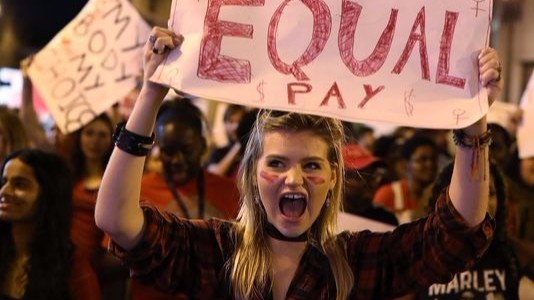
<box><xmin>279</xmin><ymin>193</ymin><xmax>307</xmax><ymax>219</ymax></box>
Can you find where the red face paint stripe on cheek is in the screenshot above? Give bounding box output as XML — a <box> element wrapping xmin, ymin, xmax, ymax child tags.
<box><xmin>260</xmin><ymin>170</ymin><xmax>278</xmax><ymax>183</ymax></box>
<box><xmin>306</xmin><ymin>175</ymin><xmax>326</xmax><ymax>185</ymax></box>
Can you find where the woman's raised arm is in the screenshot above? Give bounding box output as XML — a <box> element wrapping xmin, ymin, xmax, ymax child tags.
<box><xmin>449</xmin><ymin>47</ymin><xmax>503</xmax><ymax>227</ymax></box>
<box><xmin>95</xmin><ymin>27</ymin><xmax>183</xmax><ymax>250</ymax></box>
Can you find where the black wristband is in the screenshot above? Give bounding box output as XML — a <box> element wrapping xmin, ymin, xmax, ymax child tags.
<box><xmin>113</xmin><ymin>121</ymin><xmax>155</xmax><ymax>156</ymax></box>
<box><xmin>452</xmin><ymin>129</ymin><xmax>492</xmax><ymax>148</ymax></box>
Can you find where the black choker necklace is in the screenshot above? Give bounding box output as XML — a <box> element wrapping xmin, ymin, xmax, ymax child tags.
<box><xmin>265</xmin><ymin>223</ymin><xmax>308</xmax><ymax>242</ymax></box>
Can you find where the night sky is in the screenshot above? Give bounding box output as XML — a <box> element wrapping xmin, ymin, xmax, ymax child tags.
<box><xmin>0</xmin><ymin>0</ymin><xmax>88</xmax><ymax>67</ymax></box>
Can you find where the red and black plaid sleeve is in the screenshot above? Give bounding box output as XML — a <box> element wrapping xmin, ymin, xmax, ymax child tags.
<box><xmin>109</xmin><ymin>202</ymin><xmax>233</xmax><ymax>298</ymax></box>
<box><xmin>346</xmin><ymin>187</ymin><xmax>494</xmax><ymax>299</ymax></box>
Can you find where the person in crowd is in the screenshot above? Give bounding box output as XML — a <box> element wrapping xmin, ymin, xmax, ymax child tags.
<box><xmin>413</xmin><ymin>129</ymin><xmax>452</xmax><ymax>172</ymax></box>
<box><xmin>342</xmin><ymin>143</ymin><xmax>398</xmax><ymax>226</ymax></box>
<box><xmin>354</xmin><ymin>124</ymin><xmax>376</xmax><ymax>151</ymax></box>
<box><xmin>62</xmin><ymin>114</ymin><xmax>115</xmax><ymax>260</ymax></box>
<box><xmin>373</xmin><ymin>136</ymin><xmax>439</xmax><ymax>224</ymax></box>
<box><xmin>21</xmin><ymin>54</ymin><xmax>130</xmax><ymax>298</ymax></box>
<box><xmin>372</xmin><ymin>134</ymin><xmax>405</xmax><ymax>183</ymax></box>
<box><xmin>488</xmin><ymin>122</ymin><xmax>515</xmax><ymax>171</ymax></box>
<box><xmin>140</xmin><ymin>97</ymin><xmax>240</xmax><ymax>219</ymax></box>
<box><xmin>506</xmin><ymin>149</ymin><xmax>534</xmax><ymax>242</ymax></box>
<box><xmin>487</xmin><ymin>122</ymin><xmax>519</xmax><ymax>235</ymax></box>
<box><xmin>415</xmin><ymin>161</ymin><xmax>533</xmax><ymax>299</ymax></box>
<box><xmin>95</xmin><ymin>27</ymin><xmax>501</xmax><ymax>299</ymax></box>
<box><xmin>206</xmin><ymin>104</ymin><xmax>247</xmax><ymax>178</ymax></box>
<box><xmin>0</xmin><ymin>106</ymin><xmax>29</xmax><ymax>165</ymax></box>
<box><xmin>1</xmin><ymin>149</ymin><xmax>99</xmax><ymax>299</ymax></box>
<box><xmin>130</xmin><ymin>97</ymin><xmax>240</xmax><ymax>299</ymax></box>
<box><xmin>61</xmin><ymin>113</ymin><xmax>130</xmax><ymax>299</ymax></box>
<box><xmin>19</xmin><ymin>56</ymin><xmax>52</xmax><ymax>152</ymax></box>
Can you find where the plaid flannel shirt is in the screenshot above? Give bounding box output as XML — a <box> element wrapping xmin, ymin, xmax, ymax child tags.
<box><xmin>111</xmin><ymin>188</ymin><xmax>494</xmax><ymax>299</ymax></box>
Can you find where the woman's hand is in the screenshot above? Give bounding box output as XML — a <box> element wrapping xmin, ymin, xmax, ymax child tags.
<box><xmin>478</xmin><ymin>47</ymin><xmax>502</xmax><ymax>105</ymax></box>
<box><xmin>142</xmin><ymin>27</ymin><xmax>184</xmax><ymax>98</ymax></box>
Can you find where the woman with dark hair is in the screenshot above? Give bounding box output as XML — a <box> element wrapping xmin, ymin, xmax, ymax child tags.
<box><xmin>0</xmin><ymin>149</ymin><xmax>99</xmax><ymax>299</ymax></box>
<box><xmin>506</xmin><ymin>149</ymin><xmax>534</xmax><ymax>242</ymax></box>
<box><xmin>63</xmin><ymin>114</ymin><xmax>114</xmax><ymax>184</ymax></box>
<box><xmin>62</xmin><ymin>113</ymin><xmax>129</xmax><ymax>298</ymax></box>
<box><xmin>373</xmin><ymin>136</ymin><xmax>439</xmax><ymax>224</ymax></box>
<box><xmin>206</xmin><ymin>104</ymin><xmax>247</xmax><ymax>178</ymax></box>
<box><xmin>61</xmin><ymin>113</ymin><xmax>115</xmax><ymax>263</ymax></box>
<box><xmin>416</xmin><ymin>161</ymin><xmax>533</xmax><ymax>299</ymax></box>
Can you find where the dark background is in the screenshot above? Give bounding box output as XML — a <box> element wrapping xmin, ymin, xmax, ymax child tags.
<box><xmin>0</xmin><ymin>0</ymin><xmax>88</xmax><ymax>67</ymax></box>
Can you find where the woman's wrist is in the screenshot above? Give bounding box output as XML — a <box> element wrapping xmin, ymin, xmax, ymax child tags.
<box><xmin>140</xmin><ymin>81</ymin><xmax>168</xmax><ymax>101</ymax></box>
<box><xmin>461</xmin><ymin>116</ymin><xmax>488</xmax><ymax>137</ymax></box>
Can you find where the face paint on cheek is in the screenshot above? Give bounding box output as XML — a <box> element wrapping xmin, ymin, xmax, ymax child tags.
<box><xmin>260</xmin><ymin>170</ymin><xmax>279</xmax><ymax>183</ymax></box>
<box><xmin>306</xmin><ymin>175</ymin><xmax>326</xmax><ymax>185</ymax></box>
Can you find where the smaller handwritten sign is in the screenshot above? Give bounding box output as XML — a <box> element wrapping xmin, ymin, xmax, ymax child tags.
<box><xmin>28</xmin><ymin>0</ymin><xmax>150</xmax><ymax>133</ymax></box>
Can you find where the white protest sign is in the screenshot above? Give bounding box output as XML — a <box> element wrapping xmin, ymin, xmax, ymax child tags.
<box><xmin>28</xmin><ymin>0</ymin><xmax>150</xmax><ymax>133</ymax></box>
<box><xmin>517</xmin><ymin>72</ymin><xmax>534</xmax><ymax>159</ymax></box>
<box><xmin>152</xmin><ymin>0</ymin><xmax>492</xmax><ymax>129</ymax></box>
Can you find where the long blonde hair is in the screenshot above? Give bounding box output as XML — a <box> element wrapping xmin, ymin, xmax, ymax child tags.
<box><xmin>230</xmin><ymin>110</ymin><xmax>353</xmax><ymax>299</ymax></box>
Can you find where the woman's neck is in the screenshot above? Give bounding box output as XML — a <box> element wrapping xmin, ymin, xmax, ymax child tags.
<box><xmin>11</xmin><ymin>222</ymin><xmax>33</xmax><ymax>254</ymax></box>
<box><xmin>83</xmin><ymin>159</ymin><xmax>104</xmax><ymax>188</ymax></box>
<box><xmin>84</xmin><ymin>158</ymin><xmax>104</xmax><ymax>177</ymax></box>
<box><xmin>268</xmin><ymin>236</ymin><xmax>308</xmax><ymax>257</ymax></box>
<box><xmin>268</xmin><ymin>237</ymin><xmax>307</xmax><ymax>300</ymax></box>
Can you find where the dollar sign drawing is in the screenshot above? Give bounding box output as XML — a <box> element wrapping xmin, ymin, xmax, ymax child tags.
<box><xmin>404</xmin><ymin>89</ymin><xmax>415</xmax><ymax>117</ymax></box>
<box><xmin>257</xmin><ymin>80</ymin><xmax>265</xmax><ymax>102</ymax></box>
<box><xmin>166</xmin><ymin>67</ymin><xmax>180</xmax><ymax>86</ymax></box>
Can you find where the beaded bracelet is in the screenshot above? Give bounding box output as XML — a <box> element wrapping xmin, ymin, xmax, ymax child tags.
<box><xmin>452</xmin><ymin>129</ymin><xmax>492</xmax><ymax>148</ymax></box>
<box><xmin>113</xmin><ymin>121</ymin><xmax>155</xmax><ymax>156</ymax></box>
<box><xmin>452</xmin><ymin>129</ymin><xmax>492</xmax><ymax>180</ymax></box>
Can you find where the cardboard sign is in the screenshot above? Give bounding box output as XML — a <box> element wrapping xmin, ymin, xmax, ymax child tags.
<box><xmin>152</xmin><ymin>0</ymin><xmax>493</xmax><ymax>129</ymax></box>
<box><xmin>28</xmin><ymin>0</ymin><xmax>150</xmax><ymax>133</ymax></box>
<box><xmin>517</xmin><ymin>72</ymin><xmax>534</xmax><ymax>159</ymax></box>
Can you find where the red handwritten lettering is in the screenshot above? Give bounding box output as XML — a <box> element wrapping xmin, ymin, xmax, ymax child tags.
<box><xmin>268</xmin><ymin>0</ymin><xmax>331</xmax><ymax>80</ymax></box>
<box><xmin>287</xmin><ymin>83</ymin><xmax>312</xmax><ymax>105</ymax></box>
<box><xmin>320</xmin><ymin>82</ymin><xmax>346</xmax><ymax>108</ymax></box>
<box><xmin>339</xmin><ymin>1</ymin><xmax>398</xmax><ymax>77</ymax></box>
<box><xmin>358</xmin><ymin>84</ymin><xmax>385</xmax><ymax>108</ymax></box>
<box><xmin>436</xmin><ymin>11</ymin><xmax>466</xmax><ymax>89</ymax></box>
<box><xmin>198</xmin><ymin>0</ymin><xmax>264</xmax><ymax>83</ymax></box>
<box><xmin>391</xmin><ymin>7</ymin><xmax>430</xmax><ymax>81</ymax></box>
